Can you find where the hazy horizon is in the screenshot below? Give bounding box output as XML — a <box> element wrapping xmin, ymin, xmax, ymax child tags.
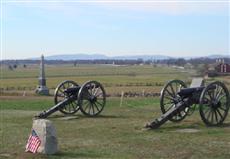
<box><xmin>2</xmin><ymin>53</ymin><xmax>230</xmax><ymax>61</ymax></box>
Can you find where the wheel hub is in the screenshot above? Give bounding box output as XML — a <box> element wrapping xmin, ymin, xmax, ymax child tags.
<box><xmin>172</xmin><ymin>96</ymin><xmax>182</xmax><ymax>104</ymax></box>
<box><xmin>89</xmin><ymin>96</ymin><xmax>97</xmax><ymax>103</ymax></box>
<box><xmin>211</xmin><ymin>100</ymin><xmax>221</xmax><ymax>110</ymax></box>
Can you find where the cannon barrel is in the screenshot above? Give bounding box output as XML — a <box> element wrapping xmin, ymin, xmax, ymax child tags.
<box><xmin>178</xmin><ymin>87</ymin><xmax>205</xmax><ymax>98</ymax></box>
<box><xmin>146</xmin><ymin>98</ymin><xmax>192</xmax><ymax>129</ymax></box>
<box><xmin>36</xmin><ymin>96</ymin><xmax>78</xmax><ymax>118</ymax></box>
<box><xmin>178</xmin><ymin>85</ymin><xmax>216</xmax><ymax>98</ymax></box>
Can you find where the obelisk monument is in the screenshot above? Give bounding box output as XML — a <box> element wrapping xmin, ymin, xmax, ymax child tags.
<box><xmin>35</xmin><ymin>54</ymin><xmax>49</xmax><ymax>95</ymax></box>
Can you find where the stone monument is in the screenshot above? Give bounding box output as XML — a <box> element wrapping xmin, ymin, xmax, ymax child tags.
<box><xmin>35</xmin><ymin>54</ymin><xmax>49</xmax><ymax>95</ymax></box>
<box><xmin>32</xmin><ymin>119</ymin><xmax>58</xmax><ymax>154</ymax></box>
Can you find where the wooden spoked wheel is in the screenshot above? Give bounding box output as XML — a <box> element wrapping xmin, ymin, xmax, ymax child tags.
<box><xmin>199</xmin><ymin>81</ymin><xmax>230</xmax><ymax>126</ymax></box>
<box><xmin>160</xmin><ymin>79</ymin><xmax>189</xmax><ymax>122</ymax></box>
<box><xmin>54</xmin><ymin>80</ymin><xmax>80</xmax><ymax>115</ymax></box>
<box><xmin>78</xmin><ymin>81</ymin><xmax>106</xmax><ymax>116</ymax></box>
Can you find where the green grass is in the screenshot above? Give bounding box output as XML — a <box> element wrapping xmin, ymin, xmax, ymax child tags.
<box><xmin>1</xmin><ymin>64</ymin><xmax>230</xmax><ymax>158</ymax></box>
<box><xmin>2</xmin><ymin>64</ymin><xmax>229</xmax><ymax>94</ymax></box>
<box><xmin>1</xmin><ymin>97</ymin><xmax>230</xmax><ymax>159</ymax></box>
<box><xmin>1</xmin><ymin>64</ymin><xmax>188</xmax><ymax>79</ymax></box>
<box><xmin>0</xmin><ymin>64</ymin><xmax>194</xmax><ymax>96</ymax></box>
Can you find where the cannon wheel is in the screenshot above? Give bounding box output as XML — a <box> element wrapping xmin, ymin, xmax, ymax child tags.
<box><xmin>160</xmin><ymin>79</ymin><xmax>189</xmax><ymax>122</ymax></box>
<box><xmin>54</xmin><ymin>80</ymin><xmax>80</xmax><ymax>115</ymax></box>
<box><xmin>199</xmin><ymin>81</ymin><xmax>230</xmax><ymax>126</ymax></box>
<box><xmin>78</xmin><ymin>81</ymin><xmax>106</xmax><ymax>116</ymax></box>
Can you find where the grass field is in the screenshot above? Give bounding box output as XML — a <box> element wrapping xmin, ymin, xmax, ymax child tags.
<box><xmin>1</xmin><ymin>64</ymin><xmax>230</xmax><ymax>97</ymax></box>
<box><xmin>0</xmin><ymin>64</ymin><xmax>194</xmax><ymax>96</ymax></box>
<box><xmin>1</xmin><ymin>64</ymin><xmax>230</xmax><ymax>158</ymax></box>
<box><xmin>1</xmin><ymin>96</ymin><xmax>230</xmax><ymax>159</ymax></box>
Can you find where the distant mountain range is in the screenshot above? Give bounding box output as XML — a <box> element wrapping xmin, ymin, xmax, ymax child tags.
<box><xmin>31</xmin><ymin>54</ymin><xmax>172</xmax><ymax>61</ymax></box>
<box><xmin>31</xmin><ymin>53</ymin><xmax>229</xmax><ymax>61</ymax></box>
<box><xmin>205</xmin><ymin>54</ymin><xmax>230</xmax><ymax>59</ymax></box>
<box><xmin>39</xmin><ymin>54</ymin><xmax>109</xmax><ymax>60</ymax></box>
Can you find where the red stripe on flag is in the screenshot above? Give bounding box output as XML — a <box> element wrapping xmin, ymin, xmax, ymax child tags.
<box><xmin>25</xmin><ymin>129</ymin><xmax>41</xmax><ymax>153</ymax></box>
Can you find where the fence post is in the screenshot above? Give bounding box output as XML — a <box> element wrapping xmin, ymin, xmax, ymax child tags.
<box><xmin>120</xmin><ymin>91</ymin><xmax>124</xmax><ymax>107</ymax></box>
<box><xmin>142</xmin><ymin>90</ymin><xmax>145</xmax><ymax>97</ymax></box>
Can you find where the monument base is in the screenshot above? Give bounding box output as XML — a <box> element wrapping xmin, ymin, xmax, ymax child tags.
<box><xmin>35</xmin><ymin>86</ymin><xmax>49</xmax><ymax>95</ymax></box>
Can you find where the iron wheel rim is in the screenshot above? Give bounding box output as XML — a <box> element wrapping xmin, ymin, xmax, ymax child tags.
<box><xmin>54</xmin><ymin>80</ymin><xmax>80</xmax><ymax>115</ymax></box>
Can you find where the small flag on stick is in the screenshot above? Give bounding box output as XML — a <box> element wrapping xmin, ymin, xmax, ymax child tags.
<box><xmin>25</xmin><ymin>129</ymin><xmax>41</xmax><ymax>153</ymax></box>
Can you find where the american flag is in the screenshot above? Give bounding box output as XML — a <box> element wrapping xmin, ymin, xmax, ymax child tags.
<box><xmin>25</xmin><ymin>129</ymin><xmax>41</xmax><ymax>153</ymax></box>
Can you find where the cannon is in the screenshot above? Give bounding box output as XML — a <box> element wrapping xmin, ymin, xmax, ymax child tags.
<box><xmin>146</xmin><ymin>78</ymin><xmax>230</xmax><ymax>129</ymax></box>
<box><xmin>36</xmin><ymin>80</ymin><xmax>106</xmax><ymax>118</ymax></box>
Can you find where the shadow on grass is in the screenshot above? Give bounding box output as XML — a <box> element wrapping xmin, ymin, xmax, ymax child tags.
<box><xmin>214</xmin><ymin>122</ymin><xmax>230</xmax><ymax>128</ymax></box>
<box><xmin>87</xmin><ymin>114</ymin><xmax>127</xmax><ymax>119</ymax></box>
<box><xmin>46</xmin><ymin>114</ymin><xmax>127</xmax><ymax>120</ymax></box>
<box><xmin>53</xmin><ymin>151</ymin><xmax>103</xmax><ymax>158</ymax></box>
<box><xmin>144</xmin><ymin>121</ymin><xmax>203</xmax><ymax>131</ymax></box>
<box><xmin>145</xmin><ymin>121</ymin><xmax>230</xmax><ymax>132</ymax></box>
<box><xmin>47</xmin><ymin>114</ymin><xmax>79</xmax><ymax>119</ymax></box>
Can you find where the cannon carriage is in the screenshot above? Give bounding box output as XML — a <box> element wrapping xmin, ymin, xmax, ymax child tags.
<box><xmin>36</xmin><ymin>80</ymin><xmax>106</xmax><ymax>118</ymax></box>
<box><xmin>146</xmin><ymin>78</ymin><xmax>230</xmax><ymax>129</ymax></box>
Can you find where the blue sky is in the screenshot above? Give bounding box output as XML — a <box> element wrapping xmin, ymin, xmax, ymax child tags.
<box><xmin>1</xmin><ymin>0</ymin><xmax>229</xmax><ymax>59</ymax></box>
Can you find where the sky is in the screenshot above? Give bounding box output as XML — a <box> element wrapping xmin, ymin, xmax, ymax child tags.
<box><xmin>0</xmin><ymin>0</ymin><xmax>229</xmax><ymax>60</ymax></box>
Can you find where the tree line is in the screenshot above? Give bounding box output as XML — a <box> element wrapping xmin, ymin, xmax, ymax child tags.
<box><xmin>1</xmin><ymin>57</ymin><xmax>230</xmax><ymax>69</ymax></box>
